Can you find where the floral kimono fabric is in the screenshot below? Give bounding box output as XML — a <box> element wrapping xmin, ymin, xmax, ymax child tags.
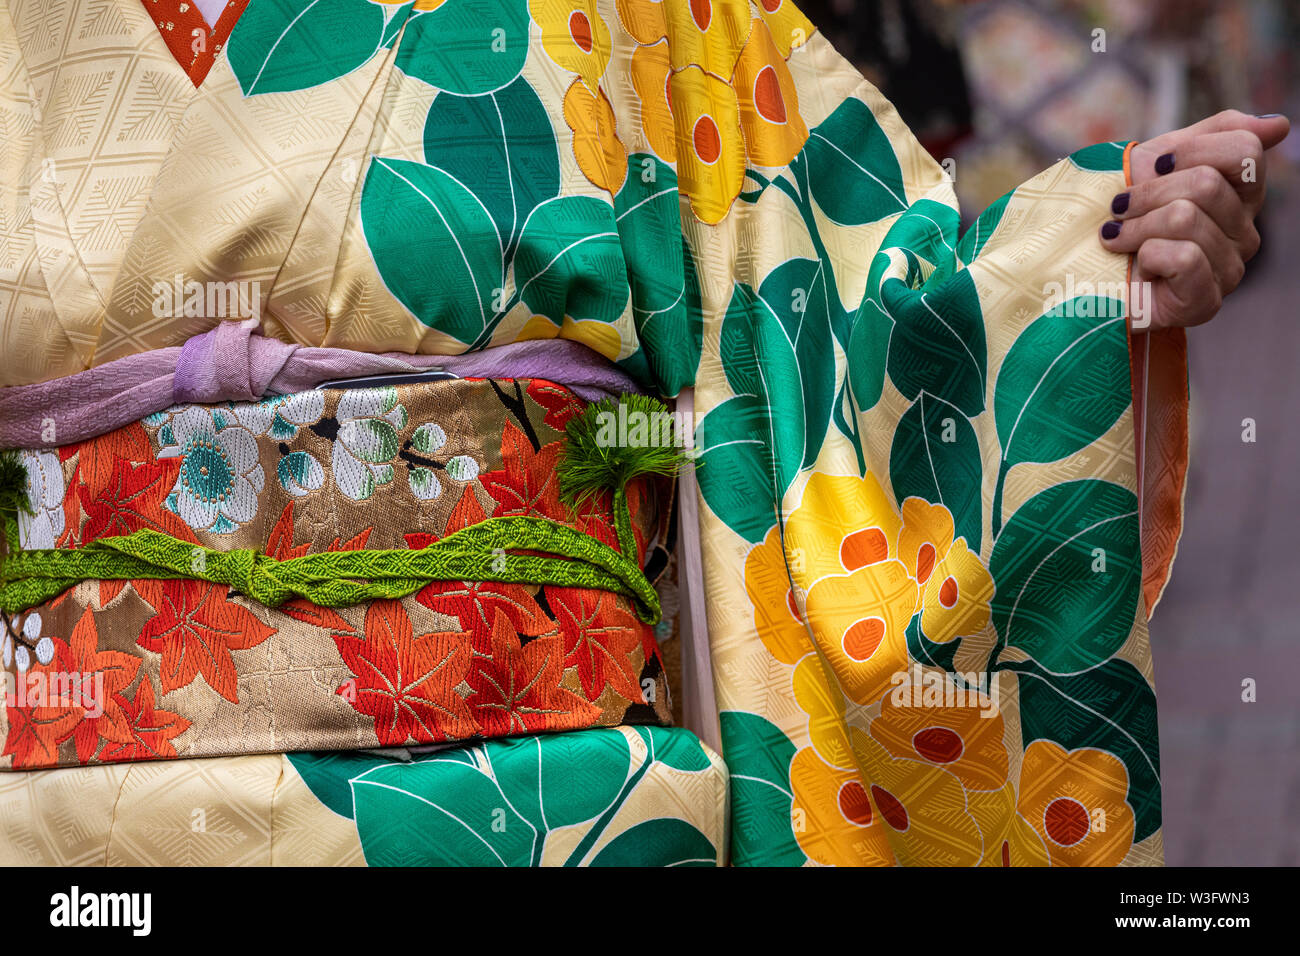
<box><xmin>0</xmin><ymin>0</ymin><xmax>1189</xmax><ymax>866</ymax></box>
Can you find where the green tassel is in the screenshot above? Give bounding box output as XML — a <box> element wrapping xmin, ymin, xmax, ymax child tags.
<box><xmin>557</xmin><ymin>395</ymin><xmax>690</xmax><ymax>507</ymax></box>
<box><xmin>557</xmin><ymin>395</ymin><xmax>691</xmax><ymax>560</ymax></box>
<box><xmin>0</xmin><ymin>451</ymin><xmax>32</xmax><ymax>552</ymax></box>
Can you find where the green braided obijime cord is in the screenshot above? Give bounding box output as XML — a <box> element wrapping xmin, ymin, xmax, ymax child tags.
<box><xmin>0</xmin><ymin>515</ymin><xmax>661</xmax><ymax>624</ymax></box>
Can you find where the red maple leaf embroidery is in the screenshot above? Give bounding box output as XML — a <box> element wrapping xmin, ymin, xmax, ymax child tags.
<box><xmin>464</xmin><ymin>610</ymin><xmax>599</xmax><ymax>736</ymax></box>
<box><xmin>405</xmin><ymin>486</ymin><xmax>490</xmax><ymax>555</ymax></box>
<box><xmin>479</xmin><ymin>422</ymin><xmax>621</xmax><ymax>549</ymax></box>
<box><xmin>60</xmin><ymin>608</ymin><xmax>142</xmax><ymax>763</ymax></box>
<box><xmin>281</xmin><ymin>599</ymin><xmax>354</xmax><ymax>634</ymax></box>
<box><xmin>479</xmin><ymin>421</ymin><xmax>567</xmax><ymax>521</ymax></box>
<box><xmin>416</xmin><ymin>579</ymin><xmax>555</xmax><ymax>653</ymax></box>
<box><xmin>266</xmin><ymin>500</ymin><xmax>373</xmax><ymax>556</ymax></box>
<box><xmin>78</xmin><ymin>457</ymin><xmax>194</xmax><ymax>545</ymax></box>
<box><xmin>52</xmin><ymin>422</ymin><xmax>161</xmax><ymax>548</ymax></box>
<box><xmin>135</xmin><ymin>580</ymin><xmax>277</xmax><ymax>702</ymax></box>
<box><xmin>266</xmin><ymin>501</ymin><xmax>311</xmax><ymax>561</ymax></box>
<box><xmin>327</xmin><ymin>527</ymin><xmax>372</xmax><ymax>552</ymax></box>
<box><xmin>70</xmin><ymin>421</ymin><xmax>154</xmax><ymax>499</ymax></box>
<box><xmin>332</xmin><ymin>600</ymin><xmax>476</xmax><ymax>746</ymax></box>
<box><xmin>526</xmin><ymin>379</ymin><xmax>585</xmax><ymax>432</ymax></box>
<box><xmin>2</xmin><ymin>653</ymin><xmax>82</xmax><ymax>768</ymax></box>
<box><xmin>99</xmin><ymin>680</ymin><xmax>191</xmax><ymax>762</ymax></box>
<box><xmin>99</xmin><ymin>580</ymin><xmax>127</xmax><ymax>608</ymax></box>
<box><xmin>264</xmin><ymin>502</ymin><xmax>359</xmax><ymax>634</ymax></box>
<box><xmin>547</xmin><ymin>586</ymin><xmax>645</xmax><ymax>702</ymax></box>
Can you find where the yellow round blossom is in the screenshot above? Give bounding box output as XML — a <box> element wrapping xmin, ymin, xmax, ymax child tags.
<box><xmin>630</xmin><ymin>40</ymin><xmax>677</xmax><ymax>162</ymax></box>
<box><xmin>615</xmin><ymin>0</ymin><xmax>668</xmax><ymax>45</ymax></box>
<box><xmin>532</xmin><ymin>0</ymin><xmax>613</xmax><ymax>92</ymax></box>
<box><xmin>733</xmin><ymin>18</ymin><xmax>807</xmax><ymax>167</ymax></box>
<box><xmin>804</xmin><ymin>559</ymin><xmax>917</xmax><ymax>705</ymax></box>
<box><xmin>660</xmin><ymin>0</ymin><xmax>753</xmax><ymax>78</ymax></box>
<box><xmin>1017</xmin><ymin>741</ymin><xmax>1136</xmax><ymax>866</ymax></box>
<box><xmin>668</xmin><ymin>66</ymin><xmax>745</xmax><ymax>225</ymax></box>
<box><xmin>870</xmin><ymin>673</ymin><xmax>1008</xmax><ymax>791</ymax></box>
<box><xmin>563</xmin><ymin>79</ymin><xmax>628</xmax><ymax>194</ymax></box>
<box><xmin>784</xmin><ymin>471</ymin><xmax>902</xmax><ymax>585</ymax></box>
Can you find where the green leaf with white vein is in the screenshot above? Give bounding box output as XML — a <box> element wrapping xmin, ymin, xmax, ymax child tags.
<box><xmin>515</xmin><ymin>196</ymin><xmax>629</xmax><ymax>328</ymax></box>
<box><xmin>590</xmin><ymin>819</ymin><xmax>716</xmax><ymax>867</ymax></box>
<box><xmin>394</xmin><ymin>0</ymin><xmax>530</xmax><ymax>95</ymax></box>
<box><xmin>362</xmin><ymin>157</ymin><xmax>504</xmax><ymax>342</ymax></box>
<box><xmin>1008</xmin><ymin>657</ymin><xmax>1161</xmax><ymax>840</ymax></box>
<box><xmin>994</xmin><ymin>298</ymin><xmax>1129</xmax><ymax>469</ymax></box>
<box><xmin>889</xmin><ymin>394</ymin><xmax>982</xmax><ymax>553</ymax></box>
<box><xmin>697</xmin><ymin>283</ymin><xmax>805</xmax><ymax>544</ymax></box>
<box><xmin>758</xmin><ymin>258</ymin><xmax>835</xmax><ymax>470</ymax></box>
<box><xmin>1069</xmin><ymin>141</ymin><xmax>1129</xmax><ymax>172</ymax></box>
<box><xmin>990</xmin><ymin>480</ymin><xmax>1141</xmax><ymax>674</ymax></box>
<box><xmin>227</xmin><ymin>0</ymin><xmax>396</xmax><ymax>96</ymax></box>
<box><xmin>958</xmin><ymin>191</ymin><xmax>1011</xmax><ymax>265</ymax></box>
<box><xmin>720</xmin><ymin>711</ymin><xmax>806</xmax><ymax>867</ymax></box>
<box><xmin>883</xmin><ymin>267</ymin><xmax>987</xmax><ymax>418</ymax></box>
<box><xmin>614</xmin><ymin>155</ymin><xmax>702</xmax><ymax>395</ymax></box>
<box><xmin>423</xmin><ymin>77</ymin><xmax>561</xmax><ymax>257</ymax></box>
<box><xmin>342</xmin><ymin>728</ymin><xmax>715</xmax><ymax>866</ymax></box>
<box><xmin>803</xmin><ymin>97</ymin><xmax>908</xmax><ymax>226</ymax></box>
<box><xmin>350</xmin><ymin>755</ymin><xmax>537</xmax><ymax>865</ymax></box>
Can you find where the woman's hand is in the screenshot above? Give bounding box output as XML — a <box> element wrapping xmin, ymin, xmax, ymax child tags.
<box><xmin>1099</xmin><ymin>110</ymin><xmax>1290</xmax><ymax>330</ymax></box>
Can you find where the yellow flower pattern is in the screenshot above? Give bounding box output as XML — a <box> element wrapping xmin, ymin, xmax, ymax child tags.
<box><xmin>741</xmin><ymin>470</ymin><xmax>1095</xmax><ymax>866</ymax></box>
<box><xmin>616</xmin><ymin>1</ymin><xmax>810</xmax><ymax>221</ymax></box>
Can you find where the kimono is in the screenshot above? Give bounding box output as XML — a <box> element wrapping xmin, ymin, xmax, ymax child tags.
<box><xmin>0</xmin><ymin>0</ymin><xmax>1189</xmax><ymax>866</ymax></box>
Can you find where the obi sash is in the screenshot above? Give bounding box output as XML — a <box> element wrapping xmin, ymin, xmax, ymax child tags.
<box><xmin>0</xmin><ymin>376</ymin><xmax>675</xmax><ymax>769</ymax></box>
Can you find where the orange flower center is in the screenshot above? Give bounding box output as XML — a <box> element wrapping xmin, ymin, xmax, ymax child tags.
<box><xmin>871</xmin><ymin>785</ymin><xmax>909</xmax><ymax>831</ymax></box>
<box><xmin>761</xmin><ymin>0</ymin><xmax>783</xmax><ymax>11</ymax></box>
<box><xmin>912</xmin><ymin>726</ymin><xmax>964</xmax><ymax>763</ymax></box>
<box><xmin>569</xmin><ymin>11</ymin><xmax>593</xmax><ymax>53</ymax></box>
<box><xmin>938</xmin><ymin>575</ymin><xmax>959</xmax><ymax>608</ymax></box>
<box><xmin>837</xmin><ymin>781</ymin><xmax>872</xmax><ymax>826</ymax></box>
<box><xmin>840</xmin><ymin>527</ymin><xmax>888</xmax><ymax>570</ymax></box>
<box><xmin>916</xmin><ymin>542</ymin><xmax>936</xmax><ymax>582</ymax></box>
<box><xmin>1044</xmin><ymin>797</ymin><xmax>1091</xmax><ymax>847</ymax></box>
<box><xmin>842</xmin><ymin>616</ymin><xmax>886</xmax><ymax>662</ymax></box>
<box><xmin>754</xmin><ymin>65</ymin><xmax>786</xmax><ymax>124</ymax></box>
<box><xmin>690</xmin><ymin>0</ymin><xmax>711</xmax><ymax>30</ymax></box>
<box><xmin>693</xmin><ymin>115</ymin><xmax>721</xmax><ymax>164</ymax></box>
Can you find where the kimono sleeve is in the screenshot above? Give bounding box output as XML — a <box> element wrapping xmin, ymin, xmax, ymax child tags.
<box><xmin>635</xmin><ymin>3</ymin><xmax>1185</xmax><ymax>866</ymax></box>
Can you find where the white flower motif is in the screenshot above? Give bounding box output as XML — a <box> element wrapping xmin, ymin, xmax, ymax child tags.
<box><xmin>17</xmin><ymin>452</ymin><xmax>65</xmax><ymax>550</ymax></box>
<box><xmin>408</xmin><ymin>421</ymin><xmax>480</xmax><ymax>500</ymax></box>
<box><xmin>159</xmin><ymin>407</ymin><xmax>265</xmax><ymax>534</ymax></box>
<box><xmin>230</xmin><ymin>390</ymin><xmax>326</xmax><ymax>439</ymax></box>
<box><xmin>332</xmin><ymin>388</ymin><xmax>406</xmax><ymax>501</ymax></box>
<box><xmin>278</xmin><ymin>451</ymin><xmax>325</xmax><ymax>497</ymax></box>
<box><xmin>14</xmin><ymin>645</ymin><xmax>30</xmax><ymax>673</ymax></box>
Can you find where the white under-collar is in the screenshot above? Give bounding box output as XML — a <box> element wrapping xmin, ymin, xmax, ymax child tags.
<box><xmin>191</xmin><ymin>0</ymin><xmax>227</xmax><ymax>29</ymax></box>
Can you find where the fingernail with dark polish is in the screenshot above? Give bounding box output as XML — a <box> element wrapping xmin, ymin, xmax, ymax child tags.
<box><xmin>1155</xmin><ymin>152</ymin><xmax>1176</xmax><ymax>175</ymax></box>
<box><xmin>1111</xmin><ymin>192</ymin><xmax>1130</xmax><ymax>215</ymax></box>
<box><xmin>1101</xmin><ymin>220</ymin><xmax>1122</xmax><ymax>240</ymax></box>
